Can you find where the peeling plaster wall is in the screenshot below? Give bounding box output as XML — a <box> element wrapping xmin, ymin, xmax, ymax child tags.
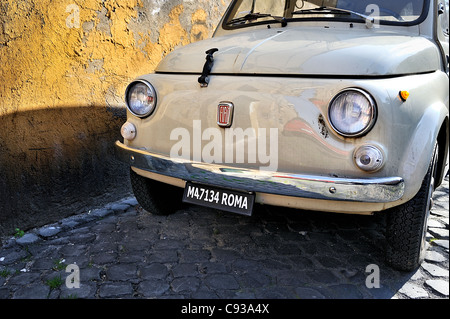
<box><xmin>0</xmin><ymin>0</ymin><xmax>229</xmax><ymax>114</ymax></box>
<box><xmin>0</xmin><ymin>0</ymin><xmax>231</xmax><ymax>236</ymax></box>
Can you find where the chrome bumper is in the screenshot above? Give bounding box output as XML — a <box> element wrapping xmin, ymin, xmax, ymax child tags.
<box><xmin>115</xmin><ymin>141</ymin><xmax>405</xmax><ymax>203</ymax></box>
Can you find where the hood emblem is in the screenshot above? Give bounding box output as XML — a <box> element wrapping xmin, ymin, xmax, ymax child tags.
<box><xmin>217</xmin><ymin>102</ymin><xmax>234</xmax><ymax>128</ymax></box>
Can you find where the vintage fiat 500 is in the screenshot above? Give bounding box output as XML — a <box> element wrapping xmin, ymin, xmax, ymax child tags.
<box><xmin>115</xmin><ymin>0</ymin><xmax>449</xmax><ymax>271</ymax></box>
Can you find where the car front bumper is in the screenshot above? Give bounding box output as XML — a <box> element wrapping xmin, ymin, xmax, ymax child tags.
<box><xmin>115</xmin><ymin>141</ymin><xmax>405</xmax><ymax>205</ymax></box>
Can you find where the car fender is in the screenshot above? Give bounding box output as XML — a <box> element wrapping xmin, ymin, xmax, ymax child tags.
<box><xmin>399</xmin><ymin>101</ymin><xmax>448</xmax><ymax>200</ymax></box>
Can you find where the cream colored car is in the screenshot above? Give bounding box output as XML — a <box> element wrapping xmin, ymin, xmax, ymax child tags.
<box><xmin>116</xmin><ymin>0</ymin><xmax>449</xmax><ymax>271</ymax></box>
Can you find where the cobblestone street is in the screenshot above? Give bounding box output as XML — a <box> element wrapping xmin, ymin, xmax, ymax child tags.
<box><xmin>0</xmin><ymin>177</ymin><xmax>448</xmax><ymax>300</ymax></box>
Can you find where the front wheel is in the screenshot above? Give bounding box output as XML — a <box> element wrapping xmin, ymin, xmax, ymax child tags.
<box><xmin>130</xmin><ymin>169</ymin><xmax>183</xmax><ymax>215</ymax></box>
<box><xmin>385</xmin><ymin>143</ymin><xmax>439</xmax><ymax>271</ymax></box>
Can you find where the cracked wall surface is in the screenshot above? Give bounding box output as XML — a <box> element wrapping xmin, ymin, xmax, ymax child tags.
<box><xmin>0</xmin><ymin>0</ymin><xmax>230</xmax><ymax>236</ymax></box>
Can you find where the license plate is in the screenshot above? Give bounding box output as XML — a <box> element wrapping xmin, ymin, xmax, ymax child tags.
<box><xmin>182</xmin><ymin>182</ymin><xmax>255</xmax><ymax>216</ymax></box>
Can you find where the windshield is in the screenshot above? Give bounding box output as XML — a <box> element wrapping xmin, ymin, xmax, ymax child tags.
<box><xmin>224</xmin><ymin>0</ymin><xmax>428</xmax><ymax>28</ymax></box>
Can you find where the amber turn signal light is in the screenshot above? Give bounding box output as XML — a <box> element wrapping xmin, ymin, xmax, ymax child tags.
<box><xmin>399</xmin><ymin>91</ymin><xmax>410</xmax><ymax>102</ymax></box>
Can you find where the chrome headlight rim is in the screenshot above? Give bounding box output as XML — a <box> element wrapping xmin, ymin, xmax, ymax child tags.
<box><xmin>125</xmin><ymin>80</ymin><xmax>157</xmax><ymax>118</ymax></box>
<box><xmin>328</xmin><ymin>88</ymin><xmax>377</xmax><ymax>138</ymax></box>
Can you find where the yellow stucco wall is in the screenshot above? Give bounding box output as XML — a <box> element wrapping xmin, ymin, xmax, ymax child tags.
<box><xmin>0</xmin><ymin>0</ymin><xmax>230</xmax><ymax>235</ymax></box>
<box><xmin>0</xmin><ymin>0</ymin><xmax>229</xmax><ymax>115</ymax></box>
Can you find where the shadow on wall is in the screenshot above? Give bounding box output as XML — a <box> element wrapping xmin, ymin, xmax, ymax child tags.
<box><xmin>0</xmin><ymin>106</ymin><xmax>131</xmax><ymax>236</ymax></box>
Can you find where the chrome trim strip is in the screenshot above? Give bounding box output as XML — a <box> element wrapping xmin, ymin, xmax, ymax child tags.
<box><xmin>115</xmin><ymin>141</ymin><xmax>405</xmax><ymax>203</ymax></box>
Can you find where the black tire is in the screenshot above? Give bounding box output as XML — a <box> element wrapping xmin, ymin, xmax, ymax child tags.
<box><xmin>385</xmin><ymin>143</ymin><xmax>439</xmax><ymax>271</ymax></box>
<box><xmin>130</xmin><ymin>169</ymin><xmax>183</xmax><ymax>215</ymax></box>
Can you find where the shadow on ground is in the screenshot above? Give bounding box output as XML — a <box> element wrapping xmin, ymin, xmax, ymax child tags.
<box><xmin>0</xmin><ymin>106</ymin><xmax>131</xmax><ymax>236</ymax></box>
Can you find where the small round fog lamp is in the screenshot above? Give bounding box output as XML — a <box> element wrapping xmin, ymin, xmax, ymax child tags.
<box><xmin>121</xmin><ymin>122</ymin><xmax>137</xmax><ymax>141</ymax></box>
<box><xmin>354</xmin><ymin>145</ymin><xmax>384</xmax><ymax>172</ymax></box>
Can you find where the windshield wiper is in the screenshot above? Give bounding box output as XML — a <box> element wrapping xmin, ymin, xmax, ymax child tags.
<box><xmin>227</xmin><ymin>12</ymin><xmax>287</xmax><ymax>27</ymax></box>
<box><xmin>292</xmin><ymin>6</ymin><xmax>374</xmax><ymax>25</ymax></box>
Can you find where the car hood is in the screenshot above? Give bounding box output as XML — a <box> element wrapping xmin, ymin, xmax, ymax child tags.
<box><xmin>156</xmin><ymin>27</ymin><xmax>441</xmax><ymax>76</ymax></box>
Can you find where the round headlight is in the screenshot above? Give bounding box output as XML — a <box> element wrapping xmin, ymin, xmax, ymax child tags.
<box><xmin>125</xmin><ymin>80</ymin><xmax>157</xmax><ymax>118</ymax></box>
<box><xmin>328</xmin><ymin>89</ymin><xmax>377</xmax><ymax>137</ymax></box>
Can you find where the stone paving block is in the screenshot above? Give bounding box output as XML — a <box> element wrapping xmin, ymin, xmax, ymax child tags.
<box><xmin>171</xmin><ymin>277</ymin><xmax>201</xmax><ymax>293</ymax></box>
<box><xmin>121</xmin><ymin>197</ymin><xmax>139</xmax><ymax>206</ymax></box>
<box><xmin>425</xmin><ymin>250</ymin><xmax>447</xmax><ymax>263</ymax></box>
<box><xmin>152</xmin><ymin>239</ymin><xmax>186</xmax><ymax>251</ymax></box>
<box><xmin>398</xmin><ymin>283</ymin><xmax>429</xmax><ymax>299</ymax></box>
<box><xmin>98</xmin><ymin>283</ymin><xmax>133</xmax><ymax>298</ymax></box>
<box><xmin>428</xmin><ymin>219</ymin><xmax>444</xmax><ymax>228</ymax></box>
<box><xmin>238</xmin><ymin>271</ymin><xmax>273</xmax><ymax>289</ymax></box>
<box><xmin>137</xmin><ymin>279</ymin><xmax>170</xmax><ymax>298</ymax></box>
<box><xmin>410</xmin><ymin>269</ymin><xmax>425</xmax><ymax>281</ymax></box>
<box><xmin>140</xmin><ymin>263</ymin><xmax>169</xmax><ymax>280</ymax></box>
<box><xmin>7</xmin><ymin>272</ymin><xmax>41</xmax><ymax>286</ymax></box>
<box><xmin>179</xmin><ymin>249</ymin><xmax>211</xmax><ymax>263</ymax></box>
<box><xmin>0</xmin><ymin>249</ymin><xmax>29</xmax><ymax>265</ymax></box>
<box><xmin>147</xmin><ymin>249</ymin><xmax>179</xmax><ymax>263</ymax></box>
<box><xmin>211</xmin><ymin>248</ymin><xmax>242</xmax><ymax>262</ymax></box>
<box><xmin>425</xmin><ymin>280</ymin><xmax>449</xmax><ymax>297</ymax></box>
<box><xmin>60</xmin><ymin>244</ymin><xmax>89</xmax><ymax>257</ymax></box>
<box><xmin>80</xmin><ymin>267</ymin><xmax>102</xmax><ymax>282</ymax></box>
<box><xmin>89</xmin><ymin>208</ymin><xmax>112</xmax><ymax>218</ymax></box>
<box><xmin>432</xmin><ymin>239</ymin><xmax>449</xmax><ymax>249</ymax></box>
<box><xmin>16</xmin><ymin>234</ymin><xmax>40</xmax><ymax>246</ymax></box>
<box><xmin>431</xmin><ymin>209</ymin><xmax>449</xmax><ymax>218</ymax></box>
<box><xmin>118</xmin><ymin>252</ymin><xmax>146</xmax><ymax>264</ymax></box>
<box><xmin>60</xmin><ymin>282</ymin><xmax>97</xmax><ymax>299</ymax></box>
<box><xmin>0</xmin><ymin>287</ymin><xmax>10</xmax><ymax>299</ymax></box>
<box><xmin>421</xmin><ymin>263</ymin><xmax>449</xmax><ymax>277</ymax></box>
<box><xmin>60</xmin><ymin>219</ymin><xmax>81</xmax><ymax>230</ymax></box>
<box><xmin>171</xmin><ymin>263</ymin><xmax>199</xmax><ymax>278</ymax></box>
<box><xmin>441</xmin><ymin>217</ymin><xmax>449</xmax><ymax>228</ymax></box>
<box><xmin>108</xmin><ymin>203</ymin><xmax>131</xmax><ymax>212</ymax></box>
<box><xmin>428</xmin><ymin>227</ymin><xmax>449</xmax><ymax>239</ymax></box>
<box><xmin>12</xmin><ymin>283</ymin><xmax>50</xmax><ymax>299</ymax></box>
<box><xmin>205</xmin><ymin>274</ymin><xmax>240</xmax><ymax>290</ymax></box>
<box><xmin>90</xmin><ymin>252</ymin><xmax>118</xmax><ymax>265</ymax></box>
<box><xmin>106</xmin><ymin>264</ymin><xmax>138</xmax><ymax>281</ymax></box>
<box><xmin>119</xmin><ymin>240</ymin><xmax>151</xmax><ymax>252</ymax></box>
<box><xmin>38</xmin><ymin>226</ymin><xmax>62</xmax><ymax>238</ymax></box>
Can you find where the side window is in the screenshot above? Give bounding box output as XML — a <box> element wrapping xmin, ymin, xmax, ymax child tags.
<box><xmin>441</xmin><ymin>0</ymin><xmax>449</xmax><ymax>36</ymax></box>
